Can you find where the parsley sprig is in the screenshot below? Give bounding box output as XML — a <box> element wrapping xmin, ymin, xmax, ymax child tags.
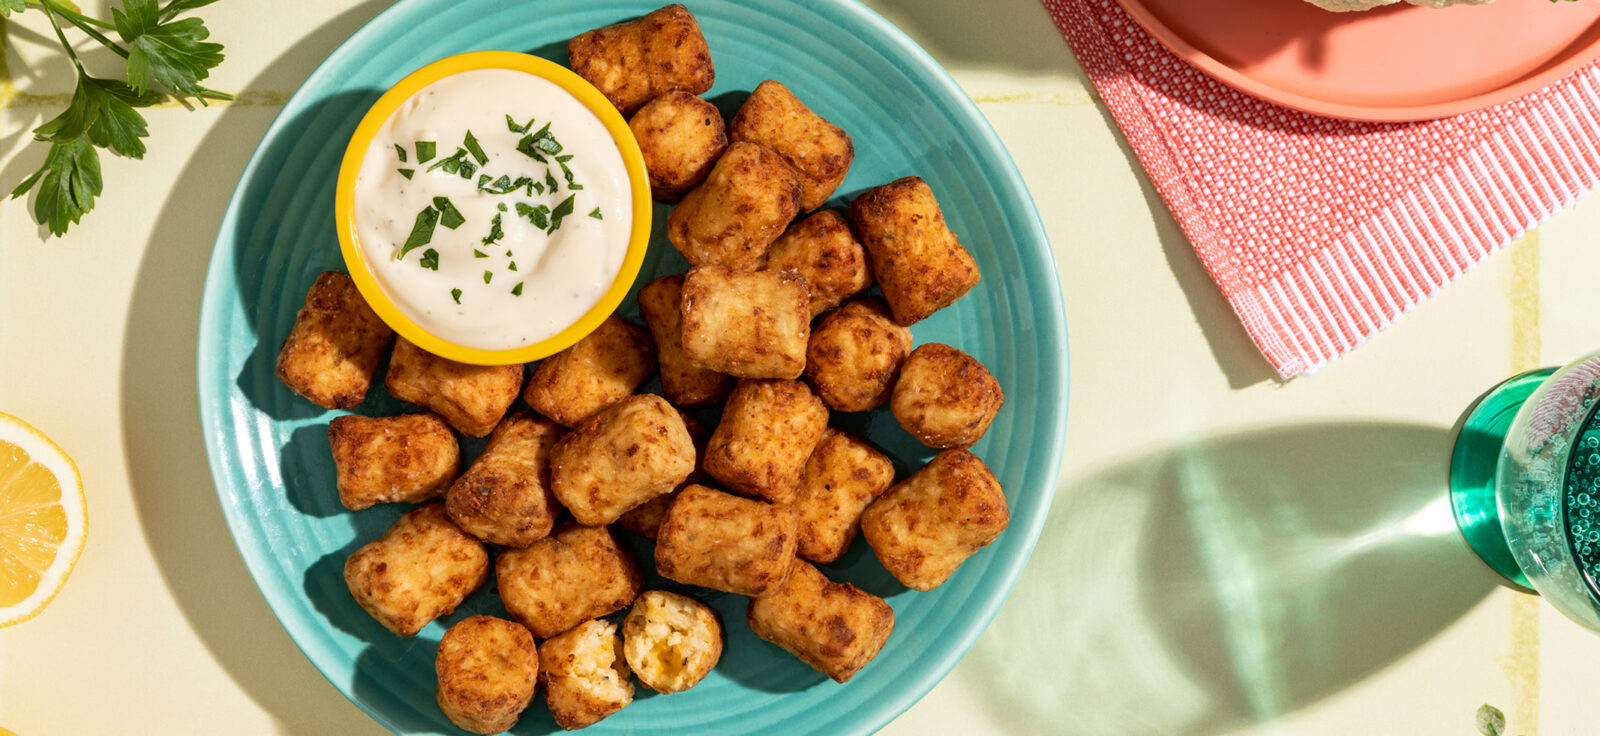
<box><xmin>5</xmin><ymin>0</ymin><xmax>230</xmax><ymax>236</ymax></box>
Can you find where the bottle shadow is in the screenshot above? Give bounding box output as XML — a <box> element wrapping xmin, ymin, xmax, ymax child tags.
<box><xmin>964</xmin><ymin>421</ymin><xmax>1501</xmax><ymax>734</ymax></box>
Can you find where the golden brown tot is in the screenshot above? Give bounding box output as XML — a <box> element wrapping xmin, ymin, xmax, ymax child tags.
<box><xmin>435</xmin><ymin>616</ymin><xmax>540</xmax><ymax>735</ymax></box>
<box><xmin>522</xmin><ymin>315</ymin><xmax>657</xmax><ymax>429</ymax></box>
<box><xmin>804</xmin><ymin>298</ymin><xmax>913</xmax><ymax>413</ymax></box>
<box><xmin>703</xmin><ymin>379</ymin><xmax>829</xmax><ymax>505</ymax></box>
<box><xmin>860</xmin><ymin>449</ymin><xmax>1009</xmax><ymax>591</ymax></box>
<box><xmin>891</xmin><ymin>343</ymin><xmax>1004</xmax><ymax>448</ymax></box>
<box><xmin>667</xmin><ymin>141</ymin><xmax>803</xmax><ymax>271</ymax></box>
<box><xmin>637</xmin><ymin>274</ymin><xmax>737</xmax><ymax>407</ymax></box>
<box><xmin>328</xmin><ymin>412</ymin><xmax>460</xmax><ymax>511</ymax></box>
<box><xmin>496</xmin><ymin>524</ymin><xmax>643</xmax><ymax>639</ymax></box>
<box><xmin>680</xmin><ymin>266</ymin><xmax>810</xmax><ymax>380</ymax></box>
<box><xmin>568</xmin><ymin>4</ymin><xmax>714</xmax><ymax>116</ymax></box>
<box><xmin>792</xmin><ymin>428</ymin><xmax>896</xmax><ymax>564</ymax></box>
<box><xmin>764</xmin><ymin>210</ymin><xmax>873</xmax><ymax>317</ymax></box>
<box><xmin>275</xmin><ymin>271</ymin><xmax>394</xmax><ymax>409</ymax></box>
<box><xmin>729</xmin><ymin>80</ymin><xmax>854</xmax><ymax>211</ymax></box>
<box><xmin>385</xmin><ymin>337</ymin><xmax>523</xmax><ymax>437</ymax></box>
<box><xmin>629</xmin><ymin>91</ymin><xmax>728</xmax><ymax>201</ymax></box>
<box><xmin>655</xmin><ymin>484</ymin><xmax>798</xmax><ymax>596</ymax></box>
<box><xmin>746</xmin><ymin>560</ymin><xmax>894</xmax><ymax>683</ymax></box>
<box><xmin>549</xmin><ymin>394</ymin><xmax>698</xmax><ymax>526</ymax></box>
<box><xmin>539</xmin><ymin>619</ymin><xmax>634</xmax><ymax>730</ymax></box>
<box><xmin>444</xmin><ymin>410</ymin><xmax>565</xmax><ymax>547</ymax></box>
<box><xmin>343</xmin><ymin>504</ymin><xmax>489</xmax><ymax>636</ymax></box>
<box><xmin>849</xmin><ymin>176</ymin><xmax>981</xmax><ymax>326</ymax></box>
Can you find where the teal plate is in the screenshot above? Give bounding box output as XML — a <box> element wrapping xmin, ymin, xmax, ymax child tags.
<box><xmin>196</xmin><ymin>1</ymin><xmax>1069</xmax><ymax>733</ymax></box>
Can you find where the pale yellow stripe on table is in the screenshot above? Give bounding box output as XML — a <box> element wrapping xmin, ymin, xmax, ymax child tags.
<box><xmin>970</xmin><ymin>90</ymin><xmax>1097</xmax><ymax>107</ymax></box>
<box><xmin>1</xmin><ymin>89</ymin><xmax>290</xmax><ymax>110</ymax></box>
<box><xmin>1507</xmin><ymin>229</ymin><xmax>1541</xmax><ymax>734</ymax></box>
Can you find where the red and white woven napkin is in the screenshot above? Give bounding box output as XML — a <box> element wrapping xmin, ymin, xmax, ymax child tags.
<box><xmin>1041</xmin><ymin>0</ymin><xmax>1600</xmax><ymax>378</ymax></box>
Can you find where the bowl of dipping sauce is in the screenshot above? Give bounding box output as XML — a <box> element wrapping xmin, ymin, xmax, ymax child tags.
<box><xmin>336</xmin><ymin>51</ymin><xmax>651</xmax><ymax>365</ymax></box>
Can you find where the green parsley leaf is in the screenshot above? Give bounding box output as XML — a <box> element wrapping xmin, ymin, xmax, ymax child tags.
<box><xmin>419</xmin><ymin>247</ymin><xmax>440</xmax><ymax>271</ymax></box>
<box><xmin>451</xmin><ymin>288</ymin><xmax>463</xmax><ymax>304</ymax></box>
<box><xmin>394</xmin><ymin>143</ymin><xmax>407</xmax><ymax>162</ymax></box>
<box><xmin>433</xmin><ymin>196</ymin><xmax>465</xmax><ymax>229</ymax></box>
<box><xmin>556</xmin><ymin>154</ymin><xmax>573</xmax><ymax>163</ymax></box>
<box><xmin>504</xmin><ymin>250</ymin><xmax>512</xmax><ymax>257</ymax></box>
<box><xmin>10</xmin><ymin>137</ymin><xmax>102</xmax><ymax>237</ymax></box>
<box><xmin>532</xmin><ymin>181</ymin><xmax>545</xmax><ymax>195</ymax></box>
<box><xmin>515</xmin><ymin>134</ymin><xmax>547</xmax><ymax>163</ymax></box>
<box><xmin>0</xmin><ymin>0</ymin><xmax>28</xmax><ymax>16</ymax></box>
<box><xmin>462</xmin><ymin>129</ymin><xmax>488</xmax><ymax>165</ymax></box>
<box><xmin>589</xmin><ymin>207</ymin><xmax>603</xmax><ymax>220</ymax></box>
<box><xmin>508</xmin><ymin>261</ymin><xmax>518</xmax><ymax>271</ymax></box>
<box><xmin>474</xmin><ymin>249</ymin><xmax>489</xmax><ymax>259</ymax></box>
<box><xmin>511</xmin><ymin>282</ymin><xmax>524</xmax><ymax>296</ymax></box>
<box><xmin>483</xmin><ymin>270</ymin><xmax>493</xmax><ymax>284</ymax></box>
<box><xmin>559</xmin><ymin>159</ymin><xmax>583</xmax><ymax>190</ymax></box>
<box><xmin>549</xmin><ymin>193</ymin><xmax>576</xmax><ymax>232</ymax></box>
<box><xmin>416</xmin><ymin>141</ymin><xmax>436</xmax><ymax>163</ymax></box>
<box><xmin>398</xmin><ymin>206</ymin><xmax>438</xmax><ymax>259</ymax></box>
<box><xmin>497</xmin><ymin>202</ymin><xmax>507</xmax><ymax>212</ymax></box>
<box><xmin>398</xmin><ymin>168</ymin><xmax>414</xmax><ymax>179</ymax></box>
<box><xmin>506</xmin><ymin>114</ymin><xmax>534</xmax><ymax>133</ymax></box>
<box><xmin>544</xmin><ymin>170</ymin><xmax>559</xmax><ymax>195</ymax></box>
<box><xmin>115</xmin><ymin>0</ymin><xmax>227</xmax><ymax>97</ymax></box>
<box><xmin>529</xmin><ymin>122</ymin><xmax>562</xmax><ymax>155</ymax></box>
<box><xmin>477</xmin><ymin>174</ymin><xmax>492</xmax><ymax>190</ymax></box>
<box><xmin>482</xmin><ymin>213</ymin><xmax>505</xmax><ymax>245</ymax></box>
<box><xmin>515</xmin><ymin>202</ymin><xmax>550</xmax><ymax>230</ymax></box>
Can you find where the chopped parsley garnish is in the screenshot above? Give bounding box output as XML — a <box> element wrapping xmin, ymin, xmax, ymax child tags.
<box><xmin>483</xmin><ymin>270</ymin><xmax>493</xmax><ymax>284</ymax></box>
<box><xmin>398</xmin><ymin>168</ymin><xmax>414</xmax><ymax>180</ymax></box>
<box><xmin>419</xmin><ymin>247</ymin><xmax>440</xmax><ymax>271</ymax></box>
<box><xmin>507</xmin><ymin>114</ymin><xmax>535</xmax><ymax>134</ymax></box>
<box><xmin>589</xmin><ymin>207</ymin><xmax>602</xmax><ymax>220</ymax></box>
<box><xmin>427</xmin><ymin>147</ymin><xmax>477</xmax><ymax>179</ymax></box>
<box><xmin>508</xmin><ymin>261</ymin><xmax>518</xmax><ymax>271</ymax></box>
<box><xmin>479</xmin><ymin>174</ymin><xmax>535</xmax><ymax>196</ymax></box>
<box><xmin>558</xmin><ymin>158</ymin><xmax>583</xmax><ymax>190</ymax></box>
<box><xmin>532</xmin><ymin>181</ymin><xmax>545</xmax><ymax>195</ymax></box>
<box><xmin>511</xmin><ymin>282</ymin><xmax>524</xmax><ymax>296</ymax></box>
<box><xmin>432</xmin><ymin>196</ymin><xmax>465</xmax><ymax>229</ymax></box>
<box><xmin>516</xmin><ymin>202</ymin><xmax>550</xmax><ymax>230</ymax></box>
<box><xmin>549</xmin><ymin>194</ymin><xmax>576</xmax><ymax>231</ymax></box>
<box><xmin>544</xmin><ymin>170</ymin><xmax>559</xmax><ymax>195</ymax></box>
<box><xmin>474</xmin><ymin>249</ymin><xmax>488</xmax><ymax>258</ymax></box>
<box><xmin>504</xmin><ymin>249</ymin><xmax>512</xmax><ymax>257</ymax></box>
<box><xmin>398</xmin><ymin>206</ymin><xmax>439</xmax><ymax>259</ymax></box>
<box><xmin>416</xmin><ymin>141</ymin><xmax>436</xmax><ymax>163</ymax></box>
<box><xmin>451</xmin><ymin>288</ymin><xmax>462</xmax><ymax>304</ymax></box>
<box><xmin>394</xmin><ymin>143</ymin><xmax>407</xmax><ymax>162</ymax></box>
<box><xmin>482</xmin><ymin>213</ymin><xmax>504</xmax><ymax>245</ymax></box>
<box><xmin>497</xmin><ymin>202</ymin><xmax>507</xmax><ymax>212</ymax></box>
<box><xmin>462</xmin><ymin>129</ymin><xmax>488</xmax><ymax>165</ymax></box>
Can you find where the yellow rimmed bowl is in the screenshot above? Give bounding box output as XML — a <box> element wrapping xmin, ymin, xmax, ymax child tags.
<box><xmin>334</xmin><ymin>50</ymin><xmax>651</xmax><ymax>365</ymax></box>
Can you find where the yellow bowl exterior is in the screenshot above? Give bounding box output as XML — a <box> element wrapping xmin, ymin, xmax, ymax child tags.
<box><xmin>335</xmin><ymin>51</ymin><xmax>652</xmax><ymax>365</ymax></box>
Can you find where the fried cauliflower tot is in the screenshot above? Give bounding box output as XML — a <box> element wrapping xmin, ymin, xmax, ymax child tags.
<box><xmin>680</xmin><ymin>266</ymin><xmax>810</xmax><ymax>380</ymax></box>
<box><xmin>523</xmin><ymin>315</ymin><xmax>657</xmax><ymax>429</ymax></box>
<box><xmin>849</xmin><ymin>176</ymin><xmax>980</xmax><ymax>326</ymax></box>
<box><xmin>497</xmin><ymin>524</ymin><xmax>642</xmax><ymax>639</ymax></box>
<box><xmin>385</xmin><ymin>337</ymin><xmax>522</xmax><ymax>437</ymax></box>
<box><xmin>891</xmin><ymin>343</ymin><xmax>1003</xmax><ymax>448</ymax></box>
<box><xmin>637</xmin><ymin>274</ymin><xmax>737</xmax><ymax>407</ymax></box>
<box><xmin>729</xmin><ymin>80</ymin><xmax>853</xmax><ymax>212</ymax></box>
<box><xmin>328</xmin><ymin>412</ymin><xmax>460</xmax><ymax>511</ymax></box>
<box><xmin>622</xmin><ymin>590</ymin><xmax>723</xmax><ymax>694</ymax></box>
<box><xmin>435</xmin><ymin>616</ymin><xmax>540</xmax><ymax>735</ymax></box>
<box><xmin>344</xmin><ymin>504</ymin><xmax>489</xmax><ymax>637</ymax></box>
<box><xmin>861</xmin><ymin>449</ymin><xmax>1008</xmax><ymax>591</ymax></box>
<box><xmin>540</xmin><ymin>619</ymin><xmax>634</xmax><ymax>730</ymax></box>
<box><xmin>630</xmin><ymin>91</ymin><xmax>728</xmax><ymax>201</ymax></box>
<box><xmin>276</xmin><ymin>271</ymin><xmax>394</xmax><ymax>410</ymax></box>
<box><xmin>764</xmin><ymin>210</ymin><xmax>872</xmax><ymax>317</ymax></box>
<box><xmin>703</xmin><ymin>379</ymin><xmax>829</xmax><ymax>504</ymax></box>
<box><xmin>568</xmin><ymin>4</ymin><xmax>714</xmax><ymax>116</ymax></box>
<box><xmin>793</xmin><ymin>428</ymin><xmax>896</xmax><ymax>564</ymax></box>
<box><xmin>746</xmin><ymin>560</ymin><xmax>894</xmax><ymax>683</ymax></box>
<box><xmin>550</xmin><ymin>394</ymin><xmax>697</xmax><ymax>526</ymax></box>
<box><xmin>804</xmin><ymin>298</ymin><xmax>913</xmax><ymax>413</ymax></box>
<box><xmin>667</xmin><ymin>141</ymin><xmax>803</xmax><ymax>271</ymax></box>
<box><xmin>655</xmin><ymin>484</ymin><xmax>798</xmax><ymax>596</ymax></box>
<box><xmin>445</xmin><ymin>411</ymin><xmax>565</xmax><ymax>547</ymax></box>
<box><xmin>617</xmin><ymin>409</ymin><xmax>710</xmax><ymax>540</ymax></box>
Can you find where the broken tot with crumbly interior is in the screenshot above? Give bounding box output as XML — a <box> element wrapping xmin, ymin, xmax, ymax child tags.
<box><xmin>622</xmin><ymin>590</ymin><xmax>724</xmax><ymax>694</ymax></box>
<box><xmin>540</xmin><ymin>618</ymin><xmax>635</xmax><ymax>730</ymax></box>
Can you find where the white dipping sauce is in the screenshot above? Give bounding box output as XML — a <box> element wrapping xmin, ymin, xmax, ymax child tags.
<box><xmin>354</xmin><ymin>68</ymin><xmax>632</xmax><ymax>351</ymax></box>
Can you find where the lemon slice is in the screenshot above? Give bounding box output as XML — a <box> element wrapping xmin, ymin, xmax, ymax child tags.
<box><xmin>0</xmin><ymin>412</ymin><xmax>86</xmax><ymax>628</ymax></box>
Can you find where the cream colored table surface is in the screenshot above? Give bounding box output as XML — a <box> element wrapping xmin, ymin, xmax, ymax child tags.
<box><xmin>1</xmin><ymin>1</ymin><xmax>1593</xmax><ymax>734</ymax></box>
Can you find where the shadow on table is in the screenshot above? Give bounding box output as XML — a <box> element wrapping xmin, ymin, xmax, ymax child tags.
<box><xmin>117</xmin><ymin>2</ymin><xmax>393</xmax><ymax>735</ymax></box>
<box><xmin>965</xmin><ymin>422</ymin><xmax>1501</xmax><ymax>735</ymax></box>
<box><xmin>867</xmin><ymin>0</ymin><xmax>1086</xmax><ymax>81</ymax></box>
